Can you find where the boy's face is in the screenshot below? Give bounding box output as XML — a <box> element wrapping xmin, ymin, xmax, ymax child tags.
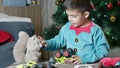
<box><xmin>66</xmin><ymin>9</ymin><xmax>89</xmax><ymax>27</ymax></box>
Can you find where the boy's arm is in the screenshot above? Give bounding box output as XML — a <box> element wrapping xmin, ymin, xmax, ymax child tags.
<box><xmin>43</xmin><ymin>28</ymin><xmax>66</xmax><ymax>51</ymax></box>
<box><xmin>80</xmin><ymin>27</ymin><xmax>110</xmax><ymax>64</ymax></box>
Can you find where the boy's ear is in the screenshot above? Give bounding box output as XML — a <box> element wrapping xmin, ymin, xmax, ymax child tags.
<box><xmin>84</xmin><ymin>11</ymin><xmax>90</xmax><ymax>18</ymax></box>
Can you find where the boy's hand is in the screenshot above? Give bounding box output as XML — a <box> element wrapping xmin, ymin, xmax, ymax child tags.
<box><xmin>37</xmin><ymin>36</ymin><xmax>47</xmax><ymax>48</ymax></box>
<box><xmin>71</xmin><ymin>55</ymin><xmax>82</xmax><ymax>64</ymax></box>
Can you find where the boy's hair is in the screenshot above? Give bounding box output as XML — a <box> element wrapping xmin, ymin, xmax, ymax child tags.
<box><xmin>63</xmin><ymin>0</ymin><xmax>92</xmax><ymax>13</ymax></box>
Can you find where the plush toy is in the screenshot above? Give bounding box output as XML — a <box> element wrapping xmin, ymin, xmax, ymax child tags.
<box><xmin>13</xmin><ymin>31</ymin><xmax>42</xmax><ymax>64</ymax></box>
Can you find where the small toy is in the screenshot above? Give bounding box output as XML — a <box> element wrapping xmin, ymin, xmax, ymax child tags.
<box><xmin>26</xmin><ymin>61</ymin><xmax>37</xmax><ymax>68</ymax></box>
<box><xmin>100</xmin><ymin>57</ymin><xmax>120</xmax><ymax>68</ymax></box>
<box><xmin>16</xmin><ymin>61</ymin><xmax>37</xmax><ymax>68</ymax></box>
<box><xmin>16</xmin><ymin>64</ymin><xmax>25</xmax><ymax>68</ymax></box>
<box><xmin>25</xmin><ymin>57</ymin><xmax>55</xmax><ymax>68</ymax></box>
<box><xmin>54</xmin><ymin>48</ymin><xmax>77</xmax><ymax>64</ymax></box>
<box><xmin>115</xmin><ymin>61</ymin><xmax>120</xmax><ymax>68</ymax></box>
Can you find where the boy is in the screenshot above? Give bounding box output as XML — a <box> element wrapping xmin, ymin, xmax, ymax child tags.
<box><xmin>39</xmin><ymin>0</ymin><xmax>110</xmax><ymax>64</ymax></box>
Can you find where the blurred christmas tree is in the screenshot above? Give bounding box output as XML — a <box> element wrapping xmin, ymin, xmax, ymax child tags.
<box><xmin>43</xmin><ymin>0</ymin><xmax>68</xmax><ymax>39</ymax></box>
<box><xmin>43</xmin><ymin>0</ymin><xmax>120</xmax><ymax>47</ymax></box>
<box><xmin>89</xmin><ymin>0</ymin><xmax>120</xmax><ymax>47</ymax></box>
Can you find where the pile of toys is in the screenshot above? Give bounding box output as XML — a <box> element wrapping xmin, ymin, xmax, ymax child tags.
<box><xmin>16</xmin><ymin>48</ymin><xmax>77</xmax><ymax>68</ymax></box>
<box><xmin>16</xmin><ymin>57</ymin><xmax>55</xmax><ymax>68</ymax></box>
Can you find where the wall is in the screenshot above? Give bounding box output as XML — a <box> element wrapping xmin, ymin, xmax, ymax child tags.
<box><xmin>0</xmin><ymin>0</ymin><xmax>42</xmax><ymax>36</ymax></box>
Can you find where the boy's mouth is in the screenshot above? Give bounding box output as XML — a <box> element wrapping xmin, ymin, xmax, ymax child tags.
<box><xmin>71</xmin><ymin>22</ymin><xmax>76</xmax><ymax>25</ymax></box>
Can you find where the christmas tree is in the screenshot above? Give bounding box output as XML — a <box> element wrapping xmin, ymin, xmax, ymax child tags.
<box><xmin>89</xmin><ymin>0</ymin><xmax>120</xmax><ymax>47</ymax></box>
<box><xmin>43</xmin><ymin>0</ymin><xmax>120</xmax><ymax>47</ymax></box>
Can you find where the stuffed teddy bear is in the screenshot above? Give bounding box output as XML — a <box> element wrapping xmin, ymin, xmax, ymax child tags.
<box><xmin>13</xmin><ymin>31</ymin><xmax>42</xmax><ymax>64</ymax></box>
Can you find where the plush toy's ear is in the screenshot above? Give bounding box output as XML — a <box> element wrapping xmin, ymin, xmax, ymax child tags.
<box><xmin>31</xmin><ymin>35</ymin><xmax>42</xmax><ymax>48</ymax></box>
<box><xmin>25</xmin><ymin>35</ymin><xmax>42</xmax><ymax>63</ymax></box>
<box><xmin>13</xmin><ymin>31</ymin><xmax>29</xmax><ymax>63</ymax></box>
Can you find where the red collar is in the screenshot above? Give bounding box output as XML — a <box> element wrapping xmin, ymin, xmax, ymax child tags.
<box><xmin>70</xmin><ymin>21</ymin><xmax>94</xmax><ymax>35</ymax></box>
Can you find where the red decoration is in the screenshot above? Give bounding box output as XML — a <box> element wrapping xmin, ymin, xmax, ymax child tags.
<box><xmin>107</xmin><ymin>3</ymin><xmax>113</xmax><ymax>9</ymax></box>
<box><xmin>117</xmin><ymin>1</ymin><xmax>120</xmax><ymax>6</ymax></box>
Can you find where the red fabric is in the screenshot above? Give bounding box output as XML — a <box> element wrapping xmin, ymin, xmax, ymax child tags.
<box><xmin>100</xmin><ymin>57</ymin><xmax>120</xmax><ymax>67</ymax></box>
<box><xmin>0</xmin><ymin>30</ymin><xmax>14</xmax><ymax>44</ymax></box>
<box><xmin>70</xmin><ymin>20</ymin><xmax>94</xmax><ymax>35</ymax></box>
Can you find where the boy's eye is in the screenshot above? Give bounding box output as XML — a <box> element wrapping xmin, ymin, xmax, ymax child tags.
<box><xmin>69</xmin><ymin>15</ymin><xmax>77</xmax><ymax>18</ymax></box>
<box><xmin>71</xmin><ymin>15</ymin><xmax>77</xmax><ymax>18</ymax></box>
<box><xmin>67</xmin><ymin>15</ymin><xmax>77</xmax><ymax>18</ymax></box>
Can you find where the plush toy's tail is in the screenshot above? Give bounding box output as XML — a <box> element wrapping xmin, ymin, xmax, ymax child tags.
<box><xmin>13</xmin><ymin>31</ymin><xmax>29</xmax><ymax>63</ymax></box>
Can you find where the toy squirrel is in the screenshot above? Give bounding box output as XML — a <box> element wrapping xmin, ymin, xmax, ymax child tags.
<box><xmin>13</xmin><ymin>31</ymin><xmax>42</xmax><ymax>64</ymax></box>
